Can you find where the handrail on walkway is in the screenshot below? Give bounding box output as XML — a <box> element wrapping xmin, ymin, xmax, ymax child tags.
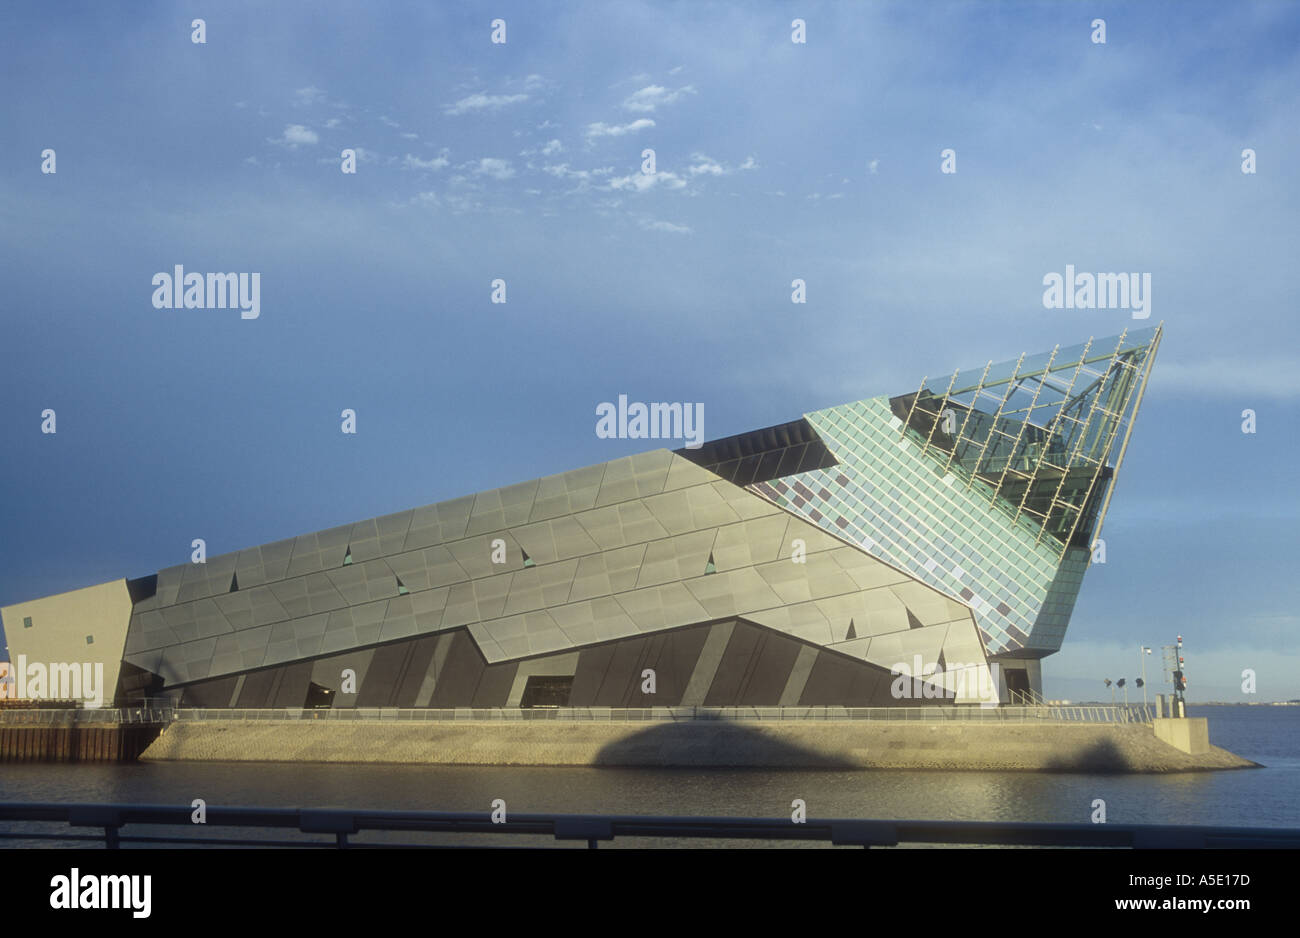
<box><xmin>0</xmin><ymin>703</ymin><xmax>1155</xmax><ymax>725</ymax></box>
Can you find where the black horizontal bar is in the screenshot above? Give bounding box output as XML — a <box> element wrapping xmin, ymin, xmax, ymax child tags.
<box><xmin>3</xmin><ymin>802</ymin><xmax>1298</xmax><ymax>849</ymax></box>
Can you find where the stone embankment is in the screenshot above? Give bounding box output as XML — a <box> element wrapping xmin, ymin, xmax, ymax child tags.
<box><xmin>141</xmin><ymin>720</ymin><xmax>1259</xmax><ymax>772</ymax></box>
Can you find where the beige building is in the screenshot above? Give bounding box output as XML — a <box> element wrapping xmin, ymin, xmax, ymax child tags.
<box><xmin>1</xmin><ymin>579</ymin><xmax>134</xmax><ymax>707</ymax></box>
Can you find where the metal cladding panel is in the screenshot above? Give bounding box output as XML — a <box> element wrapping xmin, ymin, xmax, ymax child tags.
<box><xmin>271</xmin><ymin>661</ymin><xmax>314</xmax><ymax>708</ymax></box>
<box><xmin>702</xmin><ymin>622</ymin><xmax>802</xmax><ymax>706</ymax></box>
<box><xmin>125</xmin><ymin>448</ymin><xmax>988</xmax><ymax>699</ymax></box>
<box><xmin>472</xmin><ymin>661</ymin><xmax>519</xmax><ymax>707</ymax></box>
<box><xmin>355</xmin><ymin>642</ymin><xmax>409</xmax><ymax>707</ymax></box>
<box><xmin>184</xmin><ymin>675</ymin><xmax>239</xmax><ymax>708</ymax></box>
<box><xmin>177</xmin><ymin>617</ymin><xmax>922</xmax><ymax>709</ymax></box>
<box><xmin>569</xmin><ymin>642</ymin><xmax>619</xmax><ymax>704</ymax></box>
<box><xmin>428</xmin><ymin>630</ymin><xmax>487</xmax><ymax>707</ymax></box>
<box><xmin>235</xmin><ymin>669</ymin><xmax>276</xmax><ymax>708</ymax></box>
<box><xmin>798</xmin><ymin>650</ymin><xmax>892</xmax><ymax>707</ymax></box>
<box><xmin>393</xmin><ymin>635</ymin><xmax>441</xmax><ymax>707</ymax></box>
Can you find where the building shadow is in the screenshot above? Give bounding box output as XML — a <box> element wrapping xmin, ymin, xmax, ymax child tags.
<box><xmin>593</xmin><ymin>720</ymin><xmax>858</xmax><ymax>770</ymax></box>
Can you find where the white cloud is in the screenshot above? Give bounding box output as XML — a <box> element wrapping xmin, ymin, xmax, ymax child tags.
<box><xmin>293</xmin><ymin>86</ymin><xmax>326</xmax><ymax>106</ymax></box>
<box><xmin>686</xmin><ymin>154</ymin><xmax>758</xmax><ymax>177</ymax></box>
<box><xmin>403</xmin><ymin>152</ymin><xmax>449</xmax><ymax>171</ymax></box>
<box><xmin>474</xmin><ymin>157</ymin><xmax>515</xmax><ymax>180</ymax></box>
<box><xmin>585</xmin><ymin>118</ymin><xmax>655</xmax><ymax>139</ymax></box>
<box><xmin>379</xmin><ymin>115</ymin><xmax>400</xmax><ymax>128</ymax></box>
<box><xmin>543</xmin><ymin>163</ymin><xmax>614</xmax><ymax>184</ymax></box>
<box><xmin>324</xmin><ymin>117</ymin><xmax>343</xmax><ymax>129</ymax></box>
<box><xmin>444</xmin><ymin>93</ymin><xmax>529</xmax><ymax>116</ymax></box>
<box><xmin>640</xmin><ymin>218</ymin><xmax>692</xmax><ymax>234</ymax></box>
<box><xmin>688</xmin><ymin>154</ymin><xmax>726</xmax><ymax>176</ymax></box>
<box><xmin>401</xmin><ymin>132</ymin><xmax>419</xmax><ymax>140</ymax></box>
<box><xmin>271</xmin><ymin>124</ymin><xmax>319</xmax><ymax>147</ymax></box>
<box><xmin>541</xmin><ymin>139</ymin><xmax>563</xmax><ymax>156</ymax></box>
<box><xmin>609</xmin><ymin>171</ymin><xmax>686</xmax><ymax>192</ymax></box>
<box><xmin>622</xmin><ymin>84</ymin><xmax>695</xmax><ymax>113</ymax></box>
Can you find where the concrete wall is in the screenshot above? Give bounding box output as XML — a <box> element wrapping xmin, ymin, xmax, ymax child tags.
<box><xmin>143</xmin><ymin>719</ymin><xmax>1257</xmax><ymax>773</ymax></box>
<box><xmin>1152</xmin><ymin>717</ymin><xmax>1210</xmax><ymax>755</ymax></box>
<box><xmin>1</xmin><ymin>579</ymin><xmax>134</xmax><ymax>708</ymax></box>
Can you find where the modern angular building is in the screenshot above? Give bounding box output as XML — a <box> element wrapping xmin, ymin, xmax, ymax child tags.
<box><xmin>1</xmin><ymin>326</ymin><xmax>1162</xmax><ymax>710</ymax></box>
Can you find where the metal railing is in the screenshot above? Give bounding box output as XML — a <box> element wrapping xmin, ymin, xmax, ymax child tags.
<box><xmin>0</xmin><ymin>703</ymin><xmax>1154</xmax><ymax>725</ymax></box>
<box><xmin>0</xmin><ymin>706</ymin><xmax>174</xmax><ymax>725</ymax></box>
<box><xmin>167</xmin><ymin>704</ymin><xmax>1152</xmax><ymax>724</ymax></box>
<box><xmin>1</xmin><ymin>801</ymin><xmax>1295</xmax><ymax>849</ymax></box>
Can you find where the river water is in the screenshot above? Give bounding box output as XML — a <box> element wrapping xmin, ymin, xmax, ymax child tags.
<box><xmin>1</xmin><ymin>705</ymin><xmax>1296</xmax><ymax>847</ymax></box>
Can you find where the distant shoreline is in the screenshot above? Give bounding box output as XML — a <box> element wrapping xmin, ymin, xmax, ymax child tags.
<box><xmin>1060</xmin><ymin>701</ymin><xmax>1300</xmax><ymax>707</ymax></box>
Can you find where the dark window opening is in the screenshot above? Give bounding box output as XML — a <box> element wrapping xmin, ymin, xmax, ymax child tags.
<box><xmin>522</xmin><ymin>549</ymin><xmax>535</xmax><ymax>568</ymax></box>
<box><xmin>229</xmin><ymin>572</ymin><xmax>239</xmax><ymax>592</ymax></box>
<box><xmin>23</xmin><ymin>616</ymin><xmax>33</xmax><ymax>629</ymax></box>
<box><xmin>396</xmin><ymin>576</ymin><xmax>409</xmax><ymax>595</ymax></box>
<box><xmin>704</xmin><ymin>552</ymin><xmax>716</xmax><ymax>575</ymax></box>
<box><xmin>1004</xmin><ymin>668</ymin><xmax>1031</xmax><ymax>703</ymax></box>
<box><xmin>519</xmin><ymin>675</ymin><xmax>573</xmax><ymax>708</ymax></box>
<box><xmin>303</xmin><ymin>681</ymin><xmax>335</xmax><ymax>710</ymax></box>
<box><xmin>343</xmin><ymin>546</ymin><xmax>353</xmax><ymax>565</ymax></box>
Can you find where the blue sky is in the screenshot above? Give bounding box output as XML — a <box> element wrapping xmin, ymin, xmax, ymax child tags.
<box><xmin>1</xmin><ymin>1</ymin><xmax>1297</xmax><ymax>700</ymax></box>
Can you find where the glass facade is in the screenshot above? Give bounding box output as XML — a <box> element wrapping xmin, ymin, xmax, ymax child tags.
<box><xmin>751</xmin><ymin>325</ymin><xmax>1162</xmax><ymax>657</ymax></box>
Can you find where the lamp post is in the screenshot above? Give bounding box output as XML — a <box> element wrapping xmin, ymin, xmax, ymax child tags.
<box><xmin>1140</xmin><ymin>646</ymin><xmax>1151</xmax><ymax>715</ymax></box>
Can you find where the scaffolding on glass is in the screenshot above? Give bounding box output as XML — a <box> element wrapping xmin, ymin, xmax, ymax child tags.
<box><xmin>897</xmin><ymin>324</ymin><xmax>1163</xmax><ymax>561</ymax></box>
